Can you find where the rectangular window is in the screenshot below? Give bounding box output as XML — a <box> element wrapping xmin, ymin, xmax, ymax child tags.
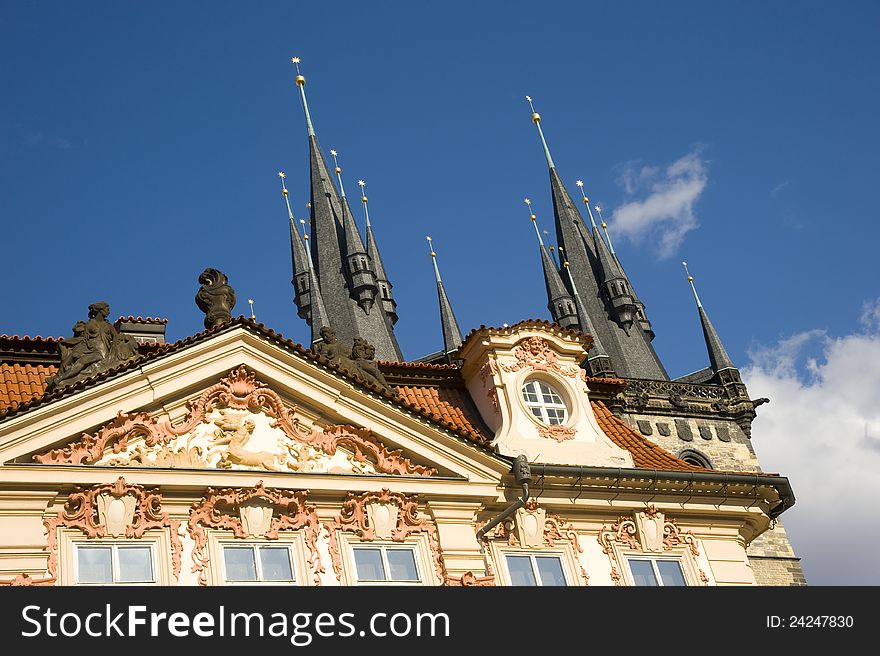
<box><xmin>221</xmin><ymin>544</ymin><xmax>296</xmax><ymax>584</ymax></box>
<box><xmin>75</xmin><ymin>544</ymin><xmax>156</xmax><ymax>585</ymax></box>
<box><xmin>352</xmin><ymin>545</ymin><xmax>421</xmax><ymax>584</ymax></box>
<box><xmin>627</xmin><ymin>558</ymin><xmax>687</xmax><ymax>586</ymax></box>
<box><xmin>504</xmin><ymin>553</ymin><xmax>569</xmax><ymax>586</ymax></box>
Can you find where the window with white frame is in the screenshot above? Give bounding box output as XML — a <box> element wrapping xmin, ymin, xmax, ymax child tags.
<box><xmin>221</xmin><ymin>543</ymin><xmax>297</xmax><ymax>584</ymax></box>
<box><xmin>521</xmin><ymin>379</ymin><xmax>567</xmax><ymax>425</ymax></box>
<box><xmin>627</xmin><ymin>557</ymin><xmax>687</xmax><ymax>586</ymax></box>
<box><xmin>351</xmin><ymin>545</ymin><xmax>422</xmax><ymax>585</ymax></box>
<box><xmin>74</xmin><ymin>543</ymin><xmax>156</xmax><ymax>585</ymax></box>
<box><xmin>504</xmin><ymin>553</ymin><xmax>569</xmax><ymax>586</ymax></box>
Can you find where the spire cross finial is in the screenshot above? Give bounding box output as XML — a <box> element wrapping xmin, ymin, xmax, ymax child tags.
<box><xmin>247</xmin><ymin>299</ymin><xmax>256</xmax><ymax>320</ymax></box>
<box><xmin>426</xmin><ymin>236</ymin><xmax>442</xmax><ymax>282</ymax></box>
<box><xmin>291</xmin><ymin>56</ymin><xmax>315</xmax><ymax>136</ymax></box>
<box><xmin>595</xmin><ymin>205</ymin><xmax>616</xmax><ymax>255</ymax></box>
<box><xmin>329</xmin><ymin>149</ymin><xmax>348</xmax><ymax>198</ymax></box>
<box><xmin>358</xmin><ymin>179</ymin><xmax>372</xmax><ymax>228</ymax></box>
<box><xmin>525</xmin><ymin>197</ymin><xmax>544</xmax><ymax>246</ymax></box>
<box><xmin>525</xmin><ymin>95</ymin><xmax>556</xmax><ymax>169</ymax></box>
<box><xmin>576</xmin><ymin>179</ymin><xmax>600</xmax><ymax>230</ymax></box>
<box><xmin>682</xmin><ymin>261</ymin><xmax>702</xmax><ymax>307</ymax></box>
<box><xmin>279</xmin><ymin>171</ymin><xmax>296</xmax><ymax>221</ymax></box>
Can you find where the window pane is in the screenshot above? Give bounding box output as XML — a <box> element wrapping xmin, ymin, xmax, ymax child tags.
<box><xmin>506</xmin><ymin>555</ymin><xmax>537</xmax><ymax>586</ymax></box>
<box><xmin>628</xmin><ymin>560</ymin><xmax>658</xmax><ymax>586</ymax></box>
<box><xmin>77</xmin><ymin>547</ymin><xmax>112</xmax><ymax>583</ymax></box>
<box><xmin>353</xmin><ymin>547</ymin><xmax>386</xmax><ymax>581</ymax></box>
<box><xmin>530</xmin><ymin>407</ymin><xmax>544</xmax><ymax>420</ymax></box>
<box><xmin>386</xmin><ymin>548</ymin><xmax>419</xmax><ymax>581</ymax></box>
<box><xmin>535</xmin><ymin>556</ymin><xmax>567</xmax><ymax>586</ymax></box>
<box><xmin>224</xmin><ymin>547</ymin><xmax>257</xmax><ymax>581</ymax></box>
<box><xmin>657</xmin><ymin>560</ymin><xmax>686</xmax><ymax>587</ymax></box>
<box><xmin>117</xmin><ymin>547</ymin><xmax>154</xmax><ymax>582</ymax></box>
<box><xmin>259</xmin><ymin>547</ymin><xmax>294</xmax><ymax>581</ymax></box>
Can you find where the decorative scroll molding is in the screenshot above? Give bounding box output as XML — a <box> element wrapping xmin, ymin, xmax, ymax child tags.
<box><xmin>324</xmin><ymin>488</ymin><xmax>444</xmax><ymax>583</ymax></box>
<box><xmin>34</xmin><ymin>366</ymin><xmax>436</xmax><ymax>477</ymax></box>
<box><xmin>444</xmin><ymin>571</ymin><xmax>495</xmax><ymax>586</ymax></box>
<box><xmin>481</xmin><ymin>500</ymin><xmax>588</xmax><ymax>585</ymax></box>
<box><xmin>478</xmin><ymin>361</ymin><xmax>500</xmax><ymax>415</ymax></box>
<box><xmin>598</xmin><ymin>508</ymin><xmax>701</xmax><ymax>586</ymax></box>
<box><xmin>0</xmin><ymin>574</ymin><xmax>57</xmax><ymax>586</ymax></box>
<box><xmin>187</xmin><ymin>481</ymin><xmax>323</xmax><ymax>587</ymax></box>
<box><xmin>536</xmin><ymin>424</ymin><xmax>577</xmax><ymax>442</ymax></box>
<box><xmin>498</xmin><ymin>337</ymin><xmax>579</xmax><ymax>378</ymax></box>
<box><xmin>43</xmin><ymin>477</ymin><xmax>182</xmax><ymax>581</ymax></box>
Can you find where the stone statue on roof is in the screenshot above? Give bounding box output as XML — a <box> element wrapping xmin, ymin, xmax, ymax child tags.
<box><xmin>195</xmin><ymin>268</ymin><xmax>236</xmax><ymax>330</ymax></box>
<box><xmin>47</xmin><ymin>301</ymin><xmax>140</xmax><ymax>390</ymax></box>
<box><xmin>312</xmin><ymin>327</ymin><xmax>395</xmax><ymax>396</ymax></box>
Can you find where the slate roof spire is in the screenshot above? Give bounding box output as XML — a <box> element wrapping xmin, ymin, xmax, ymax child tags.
<box><xmin>526</xmin><ymin>95</ymin><xmax>667</xmax><ymax>380</ymax></box>
<box><xmin>290</xmin><ymin>57</ymin><xmax>403</xmax><ymax>361</ymax></box>
<box><xmin>426</xmin><ymin>236</ymin><xmax>463</xmax><ymax>359</ymax></box>
<box><xmin>526</xmin><ymin>198</ymin><xmax>578</xmax><ymax>330</ymax></box>
<box><xmin>683</xmin><ymin>261</ymin><xmax>736</xmax><ymax>374</ymax></box>
<box><xmin>359</xmin><ymin>180</ymin><xmax>398</xmax><ymax>325</ymax></box>
<box><xmin>280</xmin><ymin>172</ymin><xmax>328</xmax><ymax>345</ymax></box>
<box><xmin>560</xmin><ymin>251</ymin><xmax>615</xmax><ymax>378</ymax></box>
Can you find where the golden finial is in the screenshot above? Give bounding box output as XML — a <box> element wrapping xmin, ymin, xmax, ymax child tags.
<box><xmin>525</xmin><ymin>95</ymin><xmax>555</xmax><ymax>168</ymax></box>
<box><xmin>279</xmin><ymin>171</ymin><xmax>289</xmax><ymax>196</ymax></box>
<box><xmin>247</xmin><ymin>299</ymin><xmax>256</xmax><ymax>320</ymax></box>
<box><xmin>525</xmin><ymin>95</ymin><xmax>540</xmax><ymax>123</ymax></box>
<box><xmin>426</xmin><ymin>236</ymin><xmax>442</xmax><ymax>282</ymax></box>
<box><xmin>682</xmin><ymin>261</ymin><xmax>702</xmax><ymax>307</ymax></box>
<box><xmin>329</xmin><ymin>150</ymin><xmax>348</xmax><ymax>198</ymax></box>
<box><xmin>358</xmin><ymin>179</ymin><xmax>368</xmax><ymax>203</ymax></box>
<box><xmin>291</xmin><ymin>57</ymin><xmax>305</xmax><ymax>86</ymax></box>
<box><xmin>576</xmin><ymin>179</ymin><xmax>599</xmax><ymax>230</ymax></box>
<box><xmin>292</xmin><ymin>57</ymin><xmax>314</xmax><ymax>136</ymax></box>
<box><xmin>299</xmin><ymin>218</ymin><xmax>307</xmax><ymax>238</ymax></box>
<box><xmin>279</xmin><ymin>171</ymin><xmax>295</xmax><ymax>220</ymax></box>
<box><xmin>526</xmin><ymin>197</ymin><xmax>544</xmax><ymax>245</ymax></box>
<box><xmin>595</xmin><ymin>205</ymin><xmax>616</xmax><ymax>255</ymax></box>
<box><xmin>330</xmin><ymin>149</ymin><xmax>341</xmax><ymax>174</ymax></box>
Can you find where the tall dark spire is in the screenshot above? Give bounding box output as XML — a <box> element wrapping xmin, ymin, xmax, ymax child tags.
<box><xmin>359</xmin><ymin>180</ymin><xmax>398</xmax><ymax>325</ymax></box>
<box><xmin>560</xmin><ymin>252</ymin><xmax>615</xmax><ymax>378</ymax></box>
<box><xmin>526</xmin><ymin>199</ymin><xmax>578</xmax><ymax>330</ymax></box>
<box><xmin>683</xmin><ymin>262</ymin><xmax>735</xmax><ymax>374</ymax></box>
<box><xmin>526</xmin><ymin>95</ymin><xmax>667</xmax><ymax>380</ymax></box>
<box><xmin>291</xmin><ymin>57</ymin><xmax>403</xmax><ymax>361</ymax></box>
<box><xmin>427</xmin><ymin>237</ymin><xmax>463</xmax><ymax>359</ymax></box>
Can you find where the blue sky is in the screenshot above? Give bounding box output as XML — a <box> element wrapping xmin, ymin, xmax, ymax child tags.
<box><xmin>2</xmin><ymin>2</ymin><xmax>879</xmax><ymax>583</ymax></box>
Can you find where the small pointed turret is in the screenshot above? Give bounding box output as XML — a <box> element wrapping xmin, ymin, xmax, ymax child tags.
<box><xmin>359</xmin><ymin>179</ymin><xmax>398</xmax><ymax>325</ymax></box>
<box><xmin>578</xmin><ymin>181</ymin><xmax>638</xmax><ymax>331</ymax></box>
<box><xmin>683</xmin><ymin>261</ymin><xmax>735</xmax><ymax>374</ymax></box>
<box><xmin>427</xmin><ymin>236</ymin><xmax>463</xmax><ymax>358</ymax></box>
<box><xmin>560</xmin><ymin>250</ymin><xmax>615</xmax><ymax>377</ymax></box>
<box><xmin>526</xmin><ymin>198</ymin><xmax>578</xmax><ymax>329</ymax></box>
<box><xmin>279</xmin><ymin>172</ymin><xmax>329</xmax><ymax>344</ymax></box>
<box><xmin>331</xmin><ymin>150</ymin><xmax>380</xmax><ymax>315</ymax></box>
<box><xmin>597</xmin><ymin>204</ymin><xmax>654</xmax><ymax>339</ymax></box>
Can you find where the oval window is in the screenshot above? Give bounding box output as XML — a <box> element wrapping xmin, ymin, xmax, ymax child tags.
<box><xmin>521</xmin><ymin>380</ymin><xmax>567</xmax><ymax>425</ymax></box>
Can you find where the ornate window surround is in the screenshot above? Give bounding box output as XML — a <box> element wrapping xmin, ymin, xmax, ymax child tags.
<box><xmin>324</xmin><ymin>488</ymin><xmax>444</xmax><ymax>586</ymax></box>
<box><xmin>479</xmin><ymin>499</ymin><xmax>589</xmax><ymax>586</ymax></box>
<box><xmin>514</xmin><ymin>370</ymin><xmax>580</xmax><ymax>443</ymax></box>
<box><xmin>187</xmin><ymin>481</ymin><xmax>323</xmax><ymax>587</ymax></box>
<box><xmin>43</xmin><ymin>477</ymin><xmax>182</xmax><ymax>585</ymax></box>
<box><xmin>597</xmin><ymin>507</ymin><xmax>709</xmax><ymax>586</ymax></box>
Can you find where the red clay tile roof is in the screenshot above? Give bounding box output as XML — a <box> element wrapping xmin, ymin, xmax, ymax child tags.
<box><xmin>394</xmin><ymin>384</ymin><xmax>492</xmax><ymax>445</ymax></box>
<box><xmin>0</xmin><ymin>363</ymin><xmax>58</xmax><ymax>413</ymax></box>
<box><xmin>590</xmin><ymin>400</ymin><xmax>706</xmax><ymax>471</ymax></box>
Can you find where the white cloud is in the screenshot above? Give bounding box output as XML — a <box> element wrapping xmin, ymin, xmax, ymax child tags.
<box><xmin>609</xmin><ymin>149</ymin><xmax>708</xmax><ymax>259</ymax></box>
<box><xmin>742</xmin><ymin>301</ymin><xmax>880</xmax><ymax>584</ymax></box>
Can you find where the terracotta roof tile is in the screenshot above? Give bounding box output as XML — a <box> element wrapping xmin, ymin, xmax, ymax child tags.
<box><xmin>0</xmin><ymin>363</ymin><xmax>58</xmax><ymax>412</ymax></box>
<box><xmin>590</xmin><ymin>400</ymin><xmax>706</xmax><ymax>471</ymax></box>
